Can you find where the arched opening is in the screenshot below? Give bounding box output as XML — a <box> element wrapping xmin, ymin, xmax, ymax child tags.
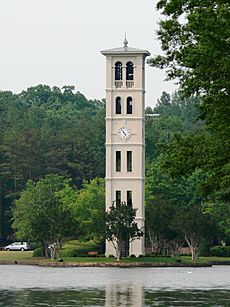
<box><xmin>115</xmin><ymin>62</ymin><xmax>122</xmax><ymax>80</ymax></box>
<box><xmin>116</xmin><ymin>97</ymin><xmax>122</xmax><ymax>114</ymax></box>
<box><xmin>126</xmin><ymin>61</ymin><xmax>134</xmax><ymax>80</ymax></box>
<box><xmin>127</xmin><ymin>97</ymin><xmax>133</xmax><ymax>114</ymax></box>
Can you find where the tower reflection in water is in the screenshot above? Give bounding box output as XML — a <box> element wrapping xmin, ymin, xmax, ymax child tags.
<box><xmin>105</xmin><ymin>284</ymin><xmax>144</xmax><ymax>307</ymax></box>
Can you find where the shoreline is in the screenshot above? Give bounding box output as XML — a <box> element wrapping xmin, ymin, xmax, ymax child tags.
<box><xmin>0</xmin><ymin>260</ymin><xmax>216</xmax><ymax>267</ymax></box>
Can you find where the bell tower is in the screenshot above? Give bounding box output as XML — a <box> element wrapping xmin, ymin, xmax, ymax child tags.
<box><xmin>101</xmin><ymin>39</ymin><xmax>150</xmax><ymax>257</ymax></box>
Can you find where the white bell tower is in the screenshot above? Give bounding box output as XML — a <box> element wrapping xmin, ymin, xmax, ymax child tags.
<box><xmin>101</xmin><ymin>39</ymin><xmax>150</xmax><ymax>257</ymax></box>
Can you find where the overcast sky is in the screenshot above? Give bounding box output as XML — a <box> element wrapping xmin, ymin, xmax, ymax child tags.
<box><xmin>0</xmin><ymin>0</ymin><xmax>177</xmax><ymax>107</ymax></box>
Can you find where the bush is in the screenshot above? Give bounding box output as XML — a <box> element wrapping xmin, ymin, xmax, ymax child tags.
<box><xmin>33</xmin><ymin>248</ymin><xmax>43</xmax><ymax>257</ymax></box>
<box><xmin>60</xmin><ymin>240</ymin><xmax>100</xmax><ymax>258</ymax></box>
<box><xmin>199</xmin><ymin>241</ymin><xmax>211</xmax><ymax>257</ymax></box>
<box><xmin>108</xmin><ymin>254</ymin><xmax>115</xmax><ymax>258</ymax></box>
<box><xmin>210</xmin><ymin>246</ymin><xmax>230</xmax><ymax>257</ymax></box>
<box><xmin>145</xmin><ymin>253</ymin><xmax>155</xmax><ymax>258</ymax></box>
<box><xmin>129</xmin><ymin>254</ymin><xmax>136</xmax><ymax>258</ymax></box>
<box><xmin>97</xmin><ymin>254</ymin><xmax>106</xmax><ymax>258</ymax></box>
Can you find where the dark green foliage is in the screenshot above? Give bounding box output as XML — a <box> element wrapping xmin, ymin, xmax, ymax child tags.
<box><xmin>0</xmin><ymin>85</ymin><xmax>105</xmax><ymax>238</ymax></box>
<box><xmin>145</xmin><ymin>92</ymin><xmax>201</xmax><ymax>162</ymax></box>
<box><xmin>33</xmin><ymin>247</ymin><xmax>43</xmax><ymax>257</ymax></box>
<box><xmin>149</xmin><ymin>0</ymin><xmax>230</xmax><ymax>196</ymax></box>
<box><xmin>210</xmin><ymin>246</ymin><xmax>230</xmax><ymax>257</ymax></box>
<box><xmin>105</xmin><ymin>202</ymin><xmax>143</xmax><ymax>260</ymax></box>
<box><xmin>59</xmin><ymin>249</ymin><xmax>88</xmax><ymax>258</ymax></box>
<box><xmin>145</xmin><ymin>92</ymin><xmax>222</xmax><ymax>261</ymax></box>
<box><xmin>12</xmin><ymin>174</ymin><xmax>76</xmax><ymax>258</ymax></box>
<box><xmin>60</xmin><ymin>240</ymin><xmax>99</xmax><ymax>257</ymax></box>
<box><xmin>199</xmin><ymin>241</ymin><xmax>212</xmax><ymax>257</ymax></box>
<box><xmin>146</xmin><ymin>0</ymin><xmax>230</xmax><ymax>259</ymax></box>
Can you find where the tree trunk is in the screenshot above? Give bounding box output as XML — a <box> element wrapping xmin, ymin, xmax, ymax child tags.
<box><xmin>185</xmin><ymin>234</ymin><xmax>199</xmax><ymax>262</ymax></box>
<box><xmin>116</xmin><ymin>241</ymin><xmax>122</xmax><ymax>261</ymax></box>
<box><xmin>41</xmin><ymin>241</ymin><xmax>50</xmax><ymax>258</ymax></box>
<box><xmin>191</xmin><ymin>245</ymin><xmax>199</xmax><ymax>262</ymax></box>
<box><xmin>49</xmin><ymin>241</ymin><xmax>61</xmax><ymax>260</ymax></box>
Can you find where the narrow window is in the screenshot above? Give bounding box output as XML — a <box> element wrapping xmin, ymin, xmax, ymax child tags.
<box><xmin>116</xmin><ymin>151</ymin><xmax>121</xmax><ymax>172</ymax></box>
<box><xmin>126</xmin><ymin>62</ymin><xmax>134</xmax><ymax>80</ymax></box>
<box><xmin>115</xmin><ymin>62</ymin><xmax>122</xmax><ymax>80</ymax></box>
<box><xmin>116</xmin><ymin>191</ymin><xmax>121</xmax><ymax>206</ymax></box>
<box><xmin>127</xmin><ymin>97</ymin><xmax>133</xmax><ymax>114</ymax></box>
<box><xmin>127</xmin><ymin>191</ymin><xmax>132</xmax><ymax>206</ymax></box>
<box><xmin>127</xmin><ymin>151</ymin><xmax>132</xmax><ymax>172</ymax></box>
<box><xmin>116</xmin><ymin>97</ymin><xmax>121</xmax><ymax>114</ymax></box>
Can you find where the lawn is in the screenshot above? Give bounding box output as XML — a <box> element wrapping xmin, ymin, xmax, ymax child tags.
<box><xmin>1</xmin><ymin>250</ymin><xmax>230</xmax><ymax>264</ymax></box>
<box><xmin>0</xmin><ymin>251</ymin><xmax>33</xmax><ymax>261</ymax></box>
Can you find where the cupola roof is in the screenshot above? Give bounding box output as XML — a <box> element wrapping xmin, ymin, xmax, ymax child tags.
<box><xmin>101</xmin><ymin>39</ymin><xmax>150</xmax><ymax>56</ymax></box>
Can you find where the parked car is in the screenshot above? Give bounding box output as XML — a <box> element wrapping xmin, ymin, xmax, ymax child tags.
<box><xmin>4</xmin><ymin>242</ymin><xmax>31</xmax><ymax>251</ymax></box>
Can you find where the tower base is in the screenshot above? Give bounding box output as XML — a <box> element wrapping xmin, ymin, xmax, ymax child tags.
<box><xmin>105</xmin><ymin>236</ymin><xmax>145</xmax><ymax>258</ymax></box>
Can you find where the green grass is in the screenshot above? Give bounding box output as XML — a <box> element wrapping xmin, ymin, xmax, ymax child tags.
<box><xmin>61</xmin><ymin>240</ymin><xmax>98</xmax><ymax>250</ymax></box>
<box><xmin>184</xmin><ymin>256</ymin><xmax>230</xmax><ymax>263</ymax></box>
<box><xmin>0</xmin><ymin>251</ymin><xmax>33</xmax><ymax>261</ymax></box>
<box><xmin>1</xmin><ymin>250</ymin><xmax>230</xmax><ymax>264</ymax></box>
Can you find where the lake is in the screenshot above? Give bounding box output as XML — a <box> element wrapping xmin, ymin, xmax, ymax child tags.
<box><xmin>0</xmin><ymin>265</ymin><xmax>230</xmax><ymax>306</ymax></box>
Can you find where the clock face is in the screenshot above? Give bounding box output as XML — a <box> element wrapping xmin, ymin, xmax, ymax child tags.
<box><xmin>118</xmin><ymin>127</ymin><xmax>130</xmax><ymax>139</ymax></box>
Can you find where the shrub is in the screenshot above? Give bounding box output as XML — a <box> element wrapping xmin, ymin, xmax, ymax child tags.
<box><xmin>199</xmin><ymin>241</ymin><xmax>211</xmax><ymax>257</ymax></box>
<box><xmin>33</xmin><ymin>248</ymin><xmax>43</xmax><ymax>257</ymax></box>
<box><xmin>145</xmin><ymin>253</ymin><xmax>155</xmax><ymax>258</ymax></box>
<box><xmin>60</xmin><ymin>240</ymin><xmax>100</xmax><ymax>258</ymax></box>
<box><xmin>97</xmin><ymin>254</ymin><xmax>106</xmax><ymax>258</ymax></box>
<box><xmin>129</xmin><ymin>254</ymin><xmax>136</xmax><ymax>258</ymax></box>
<box><xmin>210</xmin><ymin>246</ymin><xmax>230</xmax><ymax>257</ymax></box>
<box><xmin>108</xmin><ymin>254</ymin><xmax>115</xmax><ymax>258</ymax></box>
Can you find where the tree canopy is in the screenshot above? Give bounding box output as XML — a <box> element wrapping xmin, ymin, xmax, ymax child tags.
<box><xmin>12</xmin><ymin>174</ymin><xmax>75</xmax><ymax>258</ymax></box>
<box><xmin>0</xmin><ymin>85</ymin><xmax>105</xmax><ymax>239</ymax></box>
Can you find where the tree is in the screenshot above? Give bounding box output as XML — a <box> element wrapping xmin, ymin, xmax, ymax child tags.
<box><xmin>105</xmin><ymin>202</ymin><xmax>143</xmax><ymax>260</ymax></box>
<box><xmin>57</xmin><ymin>178</ymin><xmax>105</xmax><ymax>242</ymax></box>
<box><xmin>145</xmin><ymin>92</ymin><xmax>201</xmax><ymax>162</ymax></box>
<box><xmin>12</xmin><ymin>174</ymin><xmax>75</xmax><ymax>258</ymax></box>
<box><xmin>149</xmin><ymin>1</ymin><xmax>230</xmax><ymax>100</ymax></box>
<box><xmin>145</xmin><ymin>164</ymin><xmax>184</xmax><ymax>256</ymax></box>
<box><xmin>149</xmin><ymin>0</ymin><xmax>230</xmax><ymax>194</ymax></box>
<box><xmin>203</xmin><ymin>193</ymin><xmax>230</xmax><ymax>244</ymax></box>
<box><xmin>0</xmin><ymin>85</ymin><xmax>105</xmax><ymax>239</ymax></box>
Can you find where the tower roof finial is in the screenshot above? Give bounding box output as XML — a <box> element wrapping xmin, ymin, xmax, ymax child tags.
<box><xmin>123</xmin><ymin>33</ymin><xmax>128</xmax><ymax>47</ymax></box>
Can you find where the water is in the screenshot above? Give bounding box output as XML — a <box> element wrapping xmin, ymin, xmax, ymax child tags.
<box><xmin>0</xmin><ymin>265</ymin><xmax>230</xmax><ymax>306</ymax></box>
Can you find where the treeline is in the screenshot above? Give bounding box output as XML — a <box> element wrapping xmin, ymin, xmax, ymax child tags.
<box><xmin>146</xmin><ymin>0</ymin><xmax>230</xmax><ymax>260</ymax></box>
<box><xmin>145</xmin><ymin>92</ymin><xmax>230</xmax><ymax>260</ymax></box>
<box><xmin>0</xmin><ymin>85</ymin><xmax>105</xmax><ymax>238</ymax></box>
<box><xmin>1</xmin><ymin>85</ymin><xmax>229</xmax><ymax>260</ymax></box>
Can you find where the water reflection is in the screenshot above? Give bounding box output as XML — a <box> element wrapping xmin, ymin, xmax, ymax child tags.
<box><xmin>1</xmin><ymin>288</ymin><xmax>230</xmax><ymax>306</ymax></box>
<box><xmin>105</xmin><ymin>284</ymin><xmax>144</xmax><ymax>307</ymax></box>
<box><xmin>1</xmin><ymin>289</ymin><xmax>105</xmax><ymax>307</ymax></box>
<box><xmin>0</xmin><ymin>266</ymin><xmax>230</xmax><ymax>306</ymax></box>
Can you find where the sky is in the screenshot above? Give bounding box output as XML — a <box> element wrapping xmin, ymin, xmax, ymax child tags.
<box><xmin>0</xmin><ymin>0</ymin><xmax>177</xmax><ymax>107</ymax></box>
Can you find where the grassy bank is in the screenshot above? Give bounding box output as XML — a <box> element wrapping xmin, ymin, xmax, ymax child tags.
<box><xmin>0</xmin><ymin>251</ymin><xmax>33</xmax><ymax>261</ymax></box>
<box><xmin>1</xmin><ymin>251</ymin><xmax>230</xmax><ymax>265</ymax></box>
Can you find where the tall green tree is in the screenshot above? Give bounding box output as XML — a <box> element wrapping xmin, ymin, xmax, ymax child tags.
<box><xmin>12</xmin><ymin>174</ymin><xmax>75</xmax><ymax>258</ymax></box>
<box><xmin>105</xmin><ymin>202</ymin><xmax>143</xmax><ymax>260</ymax></box>
<box><xmin>57</xmin><ymin>178</ymin><xmax>105</xmax><ymax>242</ymax></box>
<box><xmin>149</xmin><ymin>0</ymin><xmax>230</xmax><ymax>194</ymax></box>
<box><xmin>0</xmin><ymin>85</ymin><xmax>105</xmax><ymax>239</ymax></box>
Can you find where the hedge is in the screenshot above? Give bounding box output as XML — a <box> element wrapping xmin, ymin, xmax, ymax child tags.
<box><xmin>210</xmin><ymin>246</ymin><xmax>230</xmax><ymax>257</ymax></box>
